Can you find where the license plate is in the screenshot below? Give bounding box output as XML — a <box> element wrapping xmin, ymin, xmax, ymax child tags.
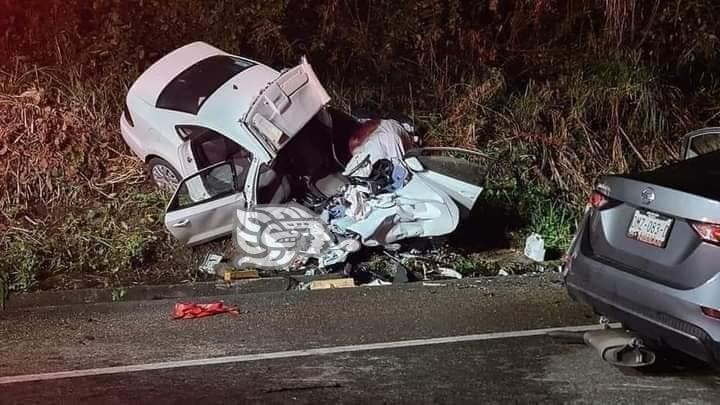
<box><xmin>627</xmin><ymin>210</ymin><xmax>674</xmax><ymax>248</ymax></box>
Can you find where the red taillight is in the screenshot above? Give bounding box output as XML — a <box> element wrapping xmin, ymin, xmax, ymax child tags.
<box><xmin>701</xmin><ymin>306</ymin><xmax>720</xmax><ymax>320</ymax></box>
<box><xmin>589</xmin><ymin>191</ymin><xmax>608</xmax><ymax>209</ymax></box>
<box><xmin>690</xmin><ymin>221</ymin><xmax>720</xmax><ymax>244</ymax></box>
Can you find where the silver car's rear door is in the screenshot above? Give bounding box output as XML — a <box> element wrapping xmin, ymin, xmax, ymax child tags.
<box><xmin>164</xmin><ymin>162</ymin><xmax>247</xmax><ymax>246</ymax></box>
<box><xmin>404</xmin><ymin>147</ymin><xmax>489</xmax><ymax>211</ymax></box>
<box><xmin>681</xmin><ymin>127</ymin><xmax>720</xmax><ymax>160</ymax></box>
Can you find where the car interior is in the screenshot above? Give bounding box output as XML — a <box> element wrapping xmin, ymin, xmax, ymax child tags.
<box><xmin>689</xmin><ymin>133</ymin><xmax>720</xmax><ymax>156</ymax></box>
<box><xmin>184</xmin><ymin>127</ymin><xmax>254</xmax><ymax>201</ymax></box>
<box><xmin>257</xmin><ymin>108</ymin><xmax>360</xmax><ymax>208</ymax></box>
<box><xmin>183</xmin><ymin>109</ymin><xmax>360</xmax><ymax>208</ymax></box>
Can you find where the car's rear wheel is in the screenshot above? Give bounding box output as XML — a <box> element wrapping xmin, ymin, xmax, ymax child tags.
<box><xmin>147</xmin><ymin>157</ymin><xmax>181</xmax><ymax>192</ymax></box>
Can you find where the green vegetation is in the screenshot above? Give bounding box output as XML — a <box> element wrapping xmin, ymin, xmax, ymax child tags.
<box><xmin>0</xmin><ymin>189</ymin><xmax>169</xmax><ymax>290</ymax></box>
<box><xmin>2</xmin><ymin>1</ymin><xmax>720</xmax><ymax>291</ymax></box>
<box><xmin>111</xmin><ymin>287</ymin><xmax>128</xmax><ymax>302</ymax></box>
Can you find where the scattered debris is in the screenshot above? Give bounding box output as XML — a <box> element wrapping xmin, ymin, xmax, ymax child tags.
<box><xmin>393</xmin><ymin>266</ymin><xmax>410</xmax><ymax>284</ymax></box>
<box><xmin>524</xmin><ymin>233</ymin><xmax>546</xmax><ymax>262</ymax></box>
<box><xmin>343</xmin><ymin>184</ymin><xmax>371</xmax><ymax>220</ymax></box>
<box><xmin>498</xmin><ymin>270</ymin><xmax>510</xmax><ymax>276</ymax></box>
<box><xmin>437</xmin><ymin>267</ymin><xmax>463</xmax><ymax>279</ymax></box>
<box><xmin>172</xmin><ymin>301</ymin><xmax>239</xmax><ymax>319</ymax></box>
<box><xmin>305</xmin><ymin>278</ymin><xmax>356</xmax><ymax>290</ymax></box>
<box><xmin>223</xmin><ymin>269</ymin><xmax>260</xmax><ymax>282</ymax></box>
<box><xmin>365</xmin><ymin>279</ymin><xmax>392</xmax><ymax>287</ymax></box>
<box><xmin>199</xmin><ymin>253</ymin><xmax>224</xmax><ymax>275</ymax></box>
<box><xmin>318</xmin><ymin>239</ymin><xmax>362</xmax><ymax>268</ymax></box>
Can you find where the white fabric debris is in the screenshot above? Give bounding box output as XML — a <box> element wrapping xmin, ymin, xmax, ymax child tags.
<box><xmin>344</xmin><ymin>185</ymin><xmax>371</xmax><ymax>220</ymax></box>
<box><xmin>343</xmin><ymin>119</ymin><xmax>410</xmax><ymax>177</ymax></box>
<box><xmin>319</xmin><ymin>238</ymin><xmax>361</xmax><ymax>268</ymax></box>
<box><xmin>344</xmin><ymin>176</ymin><xmax>459</xmax><ymax>246</ymax></box>
<box><xmin>368</xmin><ymin>193</ymin><xmax>396</xmax><ymax>209</ymax></box>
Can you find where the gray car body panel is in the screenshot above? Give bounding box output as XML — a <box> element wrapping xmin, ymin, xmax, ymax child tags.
<box><xmin>600</xmin><ymin>170</ymin><xmax>720</xmax><ymax>223</ymax></box>
<box><xmin>565</xmin><ymin>137</ymin><xmax>720</xmax><ymax>365</ymax></box>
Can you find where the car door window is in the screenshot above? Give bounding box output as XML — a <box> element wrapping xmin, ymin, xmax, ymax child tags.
<box><xmin>689</xmin><ymin>134</ymin><xmax>720</xmax><ymax>157</ymax></box>
<box><xmin>179</xmin><ymin>126</ymin><xmax>253</xmax><ymax>171</ymax></box>
<box><xmin>682</xmin><ymin>128</ymin><xmax>720</xmax><ymax>159</ymax></box>
<box><xmin>405</xmin><ymin>147</ymin><xmax>490</xmax><ymax>186</ymax></box>
<box><xmin>168</xmin><ymin>162</ymin><xmax>240</xmax><ymax>211</ymax></box>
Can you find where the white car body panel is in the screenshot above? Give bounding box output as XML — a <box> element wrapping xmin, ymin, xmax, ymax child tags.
<box><xmin>177</xmin><ymin>141</ymin><xmax>197</xmax><ymax>174</ymax></box>
<box><xmin>345</xmin><ymin>175</ymin><xmax>460</xmax><ymax>246</ymax></box>
<box><xmin>197</xmin><ymin>64</ymin><xmax>281</xmax><ymax>162</ymax></box>
<box><xmin>122</xmin><ymin>42</ymin><xmax>280</xmax><ymax>178</ymax></box>
<box><xmin>244</xmin><ymin>58</ymin><xmax>331</xmax><ymax>154</ymax></box>
<box><xmin>164</xmin><ymin>162</ymin><xmax>249</xmax><ymax>245</ymax></box>
<box><xmin>128</xmin><ymin>42</ymin><xmax>229</xmax><ymax>106</ymax></box>
<box><xmin>165</xmin><ymin>192</ymin><xmax>246</xmax><ymax>246</ymax></box>
<box><xmin>120</xmin><ymin>114</ymin><xmax>147</xmax><ymax>158</ymax></box>
<box><xmin>411</xmin><ymin>170</ymin><xmax>483</xmax><ymax>211</ymax></box>
<box><xmin>120</xmin><ymin>42</ymin><xmax>487</xmax><ymax>250</ymax></box>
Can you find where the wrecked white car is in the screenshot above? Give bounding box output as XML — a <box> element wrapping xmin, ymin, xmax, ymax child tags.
<box><xmin>120</xmin><ymin>42</ymin><xmax>487</xmax><ymax>266</ymax></box>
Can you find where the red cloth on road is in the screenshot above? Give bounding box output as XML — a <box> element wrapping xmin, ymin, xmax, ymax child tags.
<box><xmin>172</xmin><ymin>301</ymin><xmax>239</xmax><ymax>319</ymax></box>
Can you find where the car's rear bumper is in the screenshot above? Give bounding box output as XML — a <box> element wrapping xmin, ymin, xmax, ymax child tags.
<box><xmin>565</xmin><ymin>243</ymin><xmax>720</xmax><ymax>366</ymax></box>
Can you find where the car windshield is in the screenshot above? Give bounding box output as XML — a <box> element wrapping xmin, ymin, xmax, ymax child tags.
<box><xmin>156</xmin><ymin>55</ymin><xmax>255</xmax><ymax>114</ymax></box>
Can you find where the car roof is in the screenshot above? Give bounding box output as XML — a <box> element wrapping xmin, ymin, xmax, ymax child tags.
<box><xmin>197</xmin><ymin>64</ymin><xmax>280</xmax><ymax>133</ymax></box>
<box><xmin>128</xmin><ymin>42</ymin><xmax>229</xmax><ymax>106</ymax></box>
<box><xmin>127</xmin><ymin>42</ymin><xmax>284</xmax><ymax>161</ymax></box>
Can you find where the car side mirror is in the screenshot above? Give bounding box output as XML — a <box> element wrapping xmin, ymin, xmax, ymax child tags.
<box><xmin>404</xmin><ymin>156</ymin><xmax>425</xmax><ymax>172</ymax></box>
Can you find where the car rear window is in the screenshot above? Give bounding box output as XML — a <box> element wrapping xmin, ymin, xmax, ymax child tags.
<box><xmin>156</xmin><ymin>55</ymin><xmax>255</xmax><ymax>115</ymax></box>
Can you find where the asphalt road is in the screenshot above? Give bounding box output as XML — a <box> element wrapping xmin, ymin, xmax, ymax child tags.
<box><xmin>1</xmin><ymin>274</ymin><xmax>718</xmax><ymax>404</ymax></box>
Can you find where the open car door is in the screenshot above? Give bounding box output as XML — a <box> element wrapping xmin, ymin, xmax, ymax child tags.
<box><xmin>164</xmin><ymin>161</ymin><xmax>247</xmax><ymax>246</ymax></box>
<box><xmin>403</xmin><ymin>147</ymin><xmax>488</xmax><ymax>212</ymax></box>
<box><xmin>243</xmin><ymin>57</ymin><xmax>331</xmax><ymax>154</ymax></box>
<box><xmin>680</xmin><ymin>127</ymin><xmax>720</xmax><ymax>160</ymax></box>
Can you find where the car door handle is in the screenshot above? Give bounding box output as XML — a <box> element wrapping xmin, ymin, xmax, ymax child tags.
<box><xmin>172</xmin><ymin>219</ymin><xmax>190</xmax><ymax>228</ymax></box>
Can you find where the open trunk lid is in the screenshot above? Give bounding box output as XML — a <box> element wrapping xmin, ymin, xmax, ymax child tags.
<box><xmin>243</xmin><ymin>57</ymin><xmax>330</xmax><ymax>155</ymax></box>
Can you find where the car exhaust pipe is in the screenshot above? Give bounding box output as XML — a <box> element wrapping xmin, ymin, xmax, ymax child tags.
<box><xmin>583</xmin><ymin>328</ymin><xmax>656</xmax><ymax>368</ymax></box>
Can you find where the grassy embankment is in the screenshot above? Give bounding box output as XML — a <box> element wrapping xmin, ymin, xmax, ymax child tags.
<box><xmin>1</xmin><ymin>0</ymin><xmax>719</xmax><ymax>292</ymax></box>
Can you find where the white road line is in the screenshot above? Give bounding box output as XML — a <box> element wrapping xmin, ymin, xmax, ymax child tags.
<box><xmin>0</xmin><ymin>323</ymin><xmax>619</xmax><ymax>385</ymax></box>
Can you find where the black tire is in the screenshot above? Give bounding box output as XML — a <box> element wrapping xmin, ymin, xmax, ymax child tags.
<box><xmin>147</xmin><ymin>157</ymin><xmax>181</xmax><ymax>191</ymax></box>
